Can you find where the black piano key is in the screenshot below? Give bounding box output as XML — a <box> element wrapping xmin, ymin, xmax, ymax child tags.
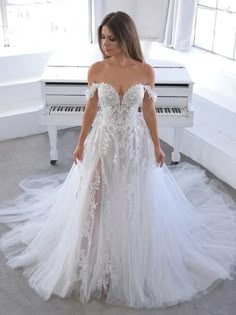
<box><xmin>47</xmin><ymin>105</ymin><xmax>189</xmax><ymax>117</ymax></box>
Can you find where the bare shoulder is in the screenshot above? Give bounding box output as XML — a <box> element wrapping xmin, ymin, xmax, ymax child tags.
<box><xmin>142</xmin><ymin>63</ymin><xmax>155</xmax><ymax>86</ymax></box>
<box><xmin>87</xmin><ymin>61</ymin><xmax>105</xmax><ymax>85</ymax></box>
<box><xmin>142</xmin><ymin>62</ymin><xmax>154</xmax><ymax>73</ymax></box>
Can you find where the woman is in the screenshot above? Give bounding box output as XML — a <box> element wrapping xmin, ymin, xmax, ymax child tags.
<box><xmin>0</xmin><ymin>11</ymin><xmax>236</xmax><ymax>309</ymax></box>
<box><xmin>73</xmin><ymin>11</ymin><xmax>165</xmax><ymax>168</ymax></box>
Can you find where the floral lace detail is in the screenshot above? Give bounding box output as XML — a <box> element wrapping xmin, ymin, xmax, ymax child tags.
<box><xmin>85</xmin><ymin>82</ymin><xmax>156</xmax><ymax>162</ymax></box>
<box><xmin>101</xmin><ymin>131</ymin><xmax>111</xmax><ymax>156</ymax></box>
<box><xmin>143</xmin><ymin>84</ymin><xmax>157</xmax><ymax>102</ymax></box>
<box><xmin>97</xmin><ymin>253</ymin><xmax>120</xmax><ymax>292</ymax></box>
<box><xmin>85</xmin><ymin>82</ymin><xmax>157</xmax><ymax>130</ymax></box>
<box><xmin>85</xmin><ymin>83</ymin><xmax>100</xmax><ymax>100</ymax></box>
<box><xmin>84</xmin><ymin>81</ymin><xmax>156</xmax><ymax>180</ymax></box>
<box><xmin>98</xmin><ymin>83</ymin><xmax>142</xmax><ymax>129</ymax></box>
<box><xmin>78</xmin><ymin>169</ymin><xmax>100</xmax><ymax>291</ymax></box>
<box><xmin>77</xmin><ymin>163</ymin><xmax>119</xmax><ymax>296</ymax></box>
<box><xmin>76</xmin><ymin>82</ymin><xmax>156</xmax><ymax>297</ymax></box>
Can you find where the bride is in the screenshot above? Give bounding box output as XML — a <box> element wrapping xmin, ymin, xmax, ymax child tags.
<box><xmin>0</xmin><ymin>11</ymin><xmax>236</xmax><ymax>309</ymax></box>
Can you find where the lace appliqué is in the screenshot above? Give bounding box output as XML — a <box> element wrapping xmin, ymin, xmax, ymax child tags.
<box><xmin>96</xmin><ymin>253</ymin><xmax>119</xmax><ymax>293</ymax></box>
<box><xmin>77</xmin><ymin>169</ymin><xmax>100</xmax><ymax>291</ymax></box>
<box><xmin>101</xmin><ymin>131</ymin><xmax>111</xmax><ymax>156</ymax></box>
<box><xmin>77</xmin><ymin>164</ymin><xmax>119</xmax><ymax>296</ymax></box>
<box><xmin>76</xmin><ymin>82</ymin><xmax>155</xmax><ymax>298</ymax></box>
<box><xmin>143</xmin><ymin>84</ymin><xmax>157</xmax><ymax>103</ymax></box>
<box><xmin>85</xmin><ymin>83</ymin><xmax>99</xmax><ymax>101</ymax></box>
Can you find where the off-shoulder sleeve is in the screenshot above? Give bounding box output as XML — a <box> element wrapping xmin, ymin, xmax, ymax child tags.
<box><xmin>143</xmin><ymin>85</ymin><xmax>157</xmax><ymax>103</ymax></box>
<box><xmin>85</xmin><ymin>82</ymin><xmax>99</xmax><ymax>101</ymax></box>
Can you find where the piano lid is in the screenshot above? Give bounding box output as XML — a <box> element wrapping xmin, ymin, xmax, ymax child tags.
<box><xmin>42</xmin><ymin>61</ymin><xmax>193</xmax><ymax>86</ymax></box>
<box><xmin>43</xmin><ymin>42</ymin><xmax>193</xmax><ymax>85</ymax></box>
<box><xmin>43</xmin><ymin>42</ymin><xmax>194</xmax><ymax>85</ymax></box>
<box><xmin>153</xmin><ymin>67</ymin><xmax>193</xmax><ymax>85</ymax></box>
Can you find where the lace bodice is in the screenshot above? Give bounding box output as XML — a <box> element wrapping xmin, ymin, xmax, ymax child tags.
<box><xmin>85</xmin><ymin>82</ymin><xmax>157</xmax><ymax>129</ymax></box>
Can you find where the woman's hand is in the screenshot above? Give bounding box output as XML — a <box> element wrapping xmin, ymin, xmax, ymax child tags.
<box><xmin>73</xmin><ymin>144</ymin><xmax>84</xmax><ymax>164</ymax></box>
<box><xmin>154</xmin><ymin>146</ymin><xmax>165</xmax><ymax>167</ymax></box>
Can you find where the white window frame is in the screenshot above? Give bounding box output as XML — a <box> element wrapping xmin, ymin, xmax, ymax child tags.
<box><xmin>193</xmin><ymin>0</ymin><xmax>236</xmax><ymax>60</ymax></box>
<box><xmin>0</xmin><ymin>0</ymin><xmax>93</xmax><ymax>48</ymax></box>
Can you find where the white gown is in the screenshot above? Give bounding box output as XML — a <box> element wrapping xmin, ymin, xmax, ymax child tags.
<box><xmin>0</xmin><ymin>82</ymin><xmax>236</xmax><ymax>309</ymax></box>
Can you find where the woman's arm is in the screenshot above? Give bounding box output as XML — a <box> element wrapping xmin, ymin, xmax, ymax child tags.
<box><xmin>142</xmin><ymin>64</ymin><xmax>165</xmax><ymax>166</ymax></box>
<box><xmin>73</xmin><ymin>63</ymin><xmax>99</xmax><ymax>163</ymax></box>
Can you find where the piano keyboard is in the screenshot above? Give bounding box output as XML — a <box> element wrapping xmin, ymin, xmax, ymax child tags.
<box><xmin>42</xmin><ymin>103</ymin><xmax>193</xmax><ymax>129</ymax></box>
<box><xmin>45</xmin><ymin>104</ymin><xmax>190</xmax><ymax>117</ymax></box>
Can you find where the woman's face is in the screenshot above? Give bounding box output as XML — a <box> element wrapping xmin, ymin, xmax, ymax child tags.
<box><xmin>101</xmin><ymin>25</ymin><xmax>122</xmax><ymax>57</ymax></box>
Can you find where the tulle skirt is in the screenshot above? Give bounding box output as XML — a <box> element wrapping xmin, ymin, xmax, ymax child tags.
<box><xmin>0</xmin><ymin>117</ymin><xmax>236</xmax><ymax>309</ymax></box>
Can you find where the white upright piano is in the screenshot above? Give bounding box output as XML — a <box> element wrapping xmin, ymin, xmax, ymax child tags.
<box><xmin>40</xmin><ymin>60</ymin><xmax>194</xmax><ymax>164</ymax></box>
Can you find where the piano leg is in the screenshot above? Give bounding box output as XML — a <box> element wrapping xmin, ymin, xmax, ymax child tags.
<box><xmin>48</xmin><ymin>125</ymin><xmax>58</xmax><ymax>165</ymax></box>
<box><xmin>171</xmin><ymin>127</ymin><xmax>183</xmax><ymax>164</ymax></box>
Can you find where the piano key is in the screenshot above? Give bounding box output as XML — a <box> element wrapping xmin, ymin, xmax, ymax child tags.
<box><xmin>44</xmin><ymin>105</ymin><xmax>191</xmax><ymax>118</ymax></box>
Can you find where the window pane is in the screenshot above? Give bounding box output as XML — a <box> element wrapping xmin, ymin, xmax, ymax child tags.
<box><xmin>198</xmin><ymin>0</ymin><xmax>217</xmax><ymax>8</ymax></box>
<box><xmin>0</xmin><ymin>12</ymin><xmax>3</xmax><ymax>47</ymax></box>
<box><xmin>6</xmin><ymin>0</ymin><xmax>89</xmax><ymax>48</ymax></box>
<box><xmin>213</xmin><ymin>11</ymin><xmax>236</xmax><ymax>58</ymax></box>
<box><xmin>217</xmin><ymin>0</ymin><xmax>236</xmax><ymax>13</ymax></box>
<box><xmin>194</xmin><ymin>7</ymin><xmax>215</xmax><ymax>50</ymax></box>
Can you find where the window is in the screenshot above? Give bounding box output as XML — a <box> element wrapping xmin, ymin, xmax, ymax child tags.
<box><xmin>194</xmin><ymin>0</ymin><xmax>236</xmax><ymax>59</ymax></box>
<box><xmin>0</xmin><ymin>0</ymin><xmax>90</xmax><ymax>48</ymax></box>
<box><xmin>0</xmin><ymin>9</ymin><xmax>3</xmax><ymax>46</ymax></box>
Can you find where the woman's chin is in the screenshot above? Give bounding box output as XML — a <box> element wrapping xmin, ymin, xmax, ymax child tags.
<box><xmin>104</xmin><ymin>50</ymin><xmax>113</xmax><ymax>57</ymax></box>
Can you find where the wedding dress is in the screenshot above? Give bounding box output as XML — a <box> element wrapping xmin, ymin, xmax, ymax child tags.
<box><xmin>0</xmin><ymin>82</ymin><xmax>236</xmax><ymax>309</ymax></box>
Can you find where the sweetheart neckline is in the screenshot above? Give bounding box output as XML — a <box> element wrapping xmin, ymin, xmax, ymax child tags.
<box><xmin>94</xmin><ymin>82</ymin><xmax>150</xmax><ymax>98</ymax></box>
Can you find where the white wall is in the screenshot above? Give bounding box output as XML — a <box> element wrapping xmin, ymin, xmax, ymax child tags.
<box><xmin>0</xmin><ymin>51</ymin><xmax>50</xmax><ymax>140</ymax></box>
<box><xmin>104</xmin><ymin>0</ymin><xmax>169</xmax><ymax>41</ymax></box>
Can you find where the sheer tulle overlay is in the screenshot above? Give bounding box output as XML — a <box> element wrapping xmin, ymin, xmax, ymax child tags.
<box><xmin>0</xmin><ymin>83</ymin><xmax>236</xmax><ymax>309</ymax></box>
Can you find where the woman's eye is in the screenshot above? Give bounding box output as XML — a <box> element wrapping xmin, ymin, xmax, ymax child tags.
<box><xmin>101</xmin><ymin>35</ymin><xmax>116</xmax><ymax>41</ymax></box>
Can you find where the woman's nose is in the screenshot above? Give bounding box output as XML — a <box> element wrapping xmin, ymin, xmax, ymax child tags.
<box><xmin>103</xmin><ymin>38</ymin><xmax>109</xmax><ymax>46</ymax></box>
